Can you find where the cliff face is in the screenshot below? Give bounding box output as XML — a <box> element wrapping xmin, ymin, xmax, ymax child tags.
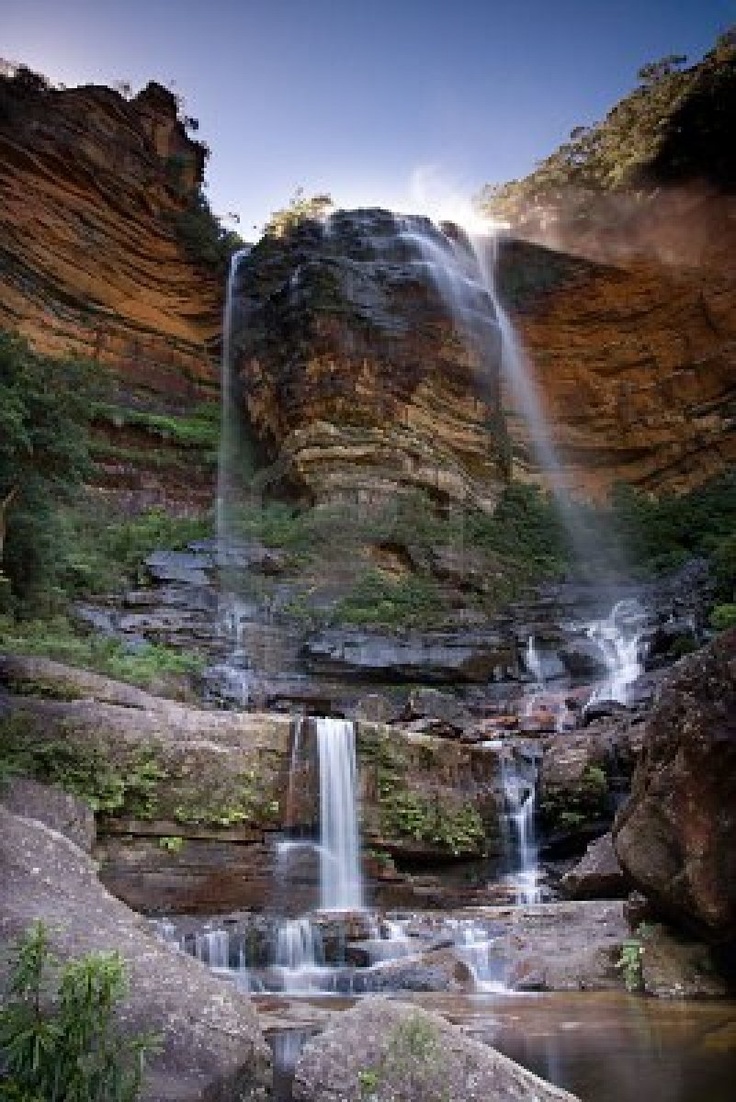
<box><xmin>234</xmin><ymin>209</ymin><xmax>509</xmax><ymax>512</ymax></box>
<box><xmin>0</xmin><ymin>71</ymin><xmax>223</xmax><ymax>510</ymax></box>
<box><xmin>499</xmin><ymin>191</ymin><xmax>736</xmax><ymax>498</ymax></box>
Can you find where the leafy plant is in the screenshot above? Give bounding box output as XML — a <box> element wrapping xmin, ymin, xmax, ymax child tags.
<box><xmin>616</xmin><ymin>938</ymin><xmax>645</xmax><ymax>993</ymax></box>
<box><xmin>710</xmin><ymin>603</ymin><xmax>736</xmax><ymax>631</ymax></box>
<box><xmin>0</xmin><ymin>921</ymin><xmax>158</xmax><ymax>1101</ymax></box>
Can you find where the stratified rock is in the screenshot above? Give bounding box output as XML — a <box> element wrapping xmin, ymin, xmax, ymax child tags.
<box><xmin>0</xmin><ymin>806</ymin><xmax>271</xmax><ymax>1102</ymax></box>
<box><xmin>292</xmin><ymin>998</ymin><xmax>580</xmax><ymax>1102</ymax></box>
<box><xmin>402</xmin><ymin>686</ymin><xmax>473</xmax><ymax>733</ymax></box>
<box><xmin>236</xmin><ymin>209</ymin><xmax>509</xmax><ymax>511</ymax></box>
<box><xmin>560</xmin><ymin>832</ymin><xmax>627</xmax><ymax>900</ymax></box>
<box><xmin>613</xmin><ymin>630</ymin><xmax>736</xmax><ymax>944</ymax></box>
<box><xmin>303</xmin><ymin>627</ymin><xmax>515</xmax><ymax>683</ymax></box>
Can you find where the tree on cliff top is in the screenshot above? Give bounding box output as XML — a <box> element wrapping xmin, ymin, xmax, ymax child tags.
<box><xmin>264</xmin><ymin>188</ymin><xmax>333</xmax><ymax>237</ymax></box>
<box><xmin>0</xmin><ymin>332</ymin><xmax>94</xmax><ymax>609</ymax></box>
<box><xmin>477</xmin><ymin>28</ymin><xmax>736</xmax><ymax>222</ymax></box>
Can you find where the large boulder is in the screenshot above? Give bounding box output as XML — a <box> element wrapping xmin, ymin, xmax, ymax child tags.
<box><xmin>292</xmin><ymin>998</ymin><xmax>580</xmax><ymax>1101</ymax></box>
<box><xmin>560</xmin><ymin>832</ymin><xmax>627</xmax><ymax>900</ymax></box>
<box><xmin>0</xmin><ymin>805</ymin><xmax>271</xmax><ymax>1102</ymax></box>
<box><xmin>613</xmin><ymin>629</ymin><xmax>736</xmax><ymax>945</ymax></box>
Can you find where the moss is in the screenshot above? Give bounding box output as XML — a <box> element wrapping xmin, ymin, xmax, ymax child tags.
<box><xmin>540</xmin><ymin>764</ymin><xmax>610</xmax><ymax>834</ymax></box>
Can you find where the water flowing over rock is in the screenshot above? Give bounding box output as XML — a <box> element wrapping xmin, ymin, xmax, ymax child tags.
<box><xmin>613</xmin><ymin>629</ymin><xmax>736</xmax><ymax>945</ymax></box>
<box><xmin>233</xmin><ymin>209</ymin><xmax>509</xmax><ymax>511</ymax></box>
<box><xmin>292</xmin><ymin>997</ymin><xmax>581</xmax><ymax>1101</ymax></box>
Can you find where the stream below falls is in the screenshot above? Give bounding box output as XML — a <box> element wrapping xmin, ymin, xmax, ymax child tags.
<box><xmin>261</xmin><ymin>990</ymin><xmax>736</xmax><ymax>1102</ymax></box>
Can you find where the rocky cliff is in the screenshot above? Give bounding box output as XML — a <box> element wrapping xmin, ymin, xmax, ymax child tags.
<box><xmin>0</xmin><ymin>69</ymin><xmax>223</xmax><ymax>510</ymax></box>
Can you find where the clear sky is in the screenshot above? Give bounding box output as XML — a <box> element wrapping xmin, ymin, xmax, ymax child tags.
<box><xmin>4</xmin><ymin>0</ymin><xmax>734</xmax><ymax>234</ymax></box>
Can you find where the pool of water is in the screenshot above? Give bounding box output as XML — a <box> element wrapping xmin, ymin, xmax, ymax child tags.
<box><xmin>260</xmin><ymin>990</ymin><xmax>736</xmax><ymax>1102</ymax></box>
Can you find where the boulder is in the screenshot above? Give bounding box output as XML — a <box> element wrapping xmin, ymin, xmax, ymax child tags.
<box><xmin>613</xmin><ymin>630</ymin><xmax>736</xmax><ymax>945</ymax></box>
<box><xmin>560</xmin><ymin>832</ymin><xmax>627</xmax><ymax>900</ymax></box>
<box><xmin>0</xmin><ymin>806</ymin><xmax>271</xmax><ymax>1102</ymax></box>
<box><xmin>1</xmin><ymin>777</ymin><xmax>95</xmax><ymax>852</ymax></box>
<box><xmin>292</xmin><ymin>998</ymin><xmax>580</xmax><ymax>1101</ymax></box>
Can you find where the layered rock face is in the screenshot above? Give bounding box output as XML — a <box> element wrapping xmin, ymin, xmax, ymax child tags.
<box><xmin>234</xmin><ymin>210</ymin><xmax>509</xmax><ymax>511</ymax></box>
<box><xmin>613</xmin><ymin>629</ymin><xmax>736</xmax><ymax>945</ymax></box>
<box><xmin>0</xmin><ymin>71</ymin><xmax>222</xmax><ymax>508</ymax></box>
<box><xmin>497</xmin><ymin>191</ymin><xmax>736</xmax><ymax>499</ymax></box>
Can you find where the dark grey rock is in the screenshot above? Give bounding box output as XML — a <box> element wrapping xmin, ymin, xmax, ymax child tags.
<box><xmin>560</xmin><ymin>832</ymin><xmax>627</xmax><ymax>900</ymax></box>
<box><xmin>1</xmin><ymin>778</ymin><xmax>95</xmax><ymax>852</ymax></box>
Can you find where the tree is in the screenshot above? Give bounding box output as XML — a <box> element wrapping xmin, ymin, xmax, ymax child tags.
<box><xmin>264</xmin><ymin>188</ymin><xmax>333</xmax><ymax>237</ymax></box>
<box><xmin>0</xmin><ymin>332</ymin><xmax>95</xmax><ymax>606</ymax></box>
<box><xmin>637</xmin><ymin>54</ymin><xmax>687</xmax><ymax>86</ymax></box>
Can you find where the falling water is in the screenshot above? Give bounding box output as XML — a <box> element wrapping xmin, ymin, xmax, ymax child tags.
<box><xmin>273</xmin><ymin>917</ymin><xmax>326</xmax><ymax>992</ymax></box>
<box><xmin>501</xmin><ymin>753</ymin><xmax>542</xmax><ymax>905</ymax></box>
<box><xmin>524</xmin><ymin>635</ymin><xmax>544</xmax><ymax>683</ymax></box>
<box><xmin>316</xmin><ymin>717</ymin><xmax>364</xmax><ymax>911</ymax></box>
<box><xmin>216</xmin><ymin>246</ymin><xmax>251</xmax><ymax>550</ymax></box>
<box><xmin>587</xmin><ymin>598</ymin><xmax>647</xmax><ymax>705</ymax></box>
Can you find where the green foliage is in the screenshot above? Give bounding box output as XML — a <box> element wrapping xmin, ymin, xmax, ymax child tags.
<box><xmin>0</xmin><ymin>921</ymin><xmax>158</xmax><ymax>1101</ymax></box>
<box><xmin>158</xmin><ymin>835</ymin><xmax>184</xmax><ymax>853</ymax></box>
<box><xmin>616</xmin><ymin>938</ymin><xmax>645</xmax><ymax>993</ymax></box>
<box><xmin>0</xmin><ymin>332</ymin><xmax>97</xmax><ymax>608</ymax></box>
<box><xmin>478</xmin><ymin>33</ymin><xmax>735</xmax><ymax>220</ymax></box>
<box><xmin>335</xmin><ymin>570</ymin><xmax>447</xmax><ymax>630</ymax></box>
<box><xmin>357</xmin><ymin>1014</ymin><xmax>448</xmax><ymax>1102</ymax></box>
<box><xmin>0</xmin><ymin>615</ymin><xmax>204</xmax><ymax>691</ymax></box>
<box><xmin>170</xmin><ymin>188</ymin><xmax>243</xmax><ymax>267</ymax></box>
<box><xmin>710</xmin><ymin>603</ymin><xmax>736</xmax><ymax>631</ymax></box>
<box><xmin>264</xmin><ymin>188</ymin><xmax>333</xmax><ymax>237</ymax></box>
<box><xmin>0</xmin><ymin>712</ymin><xmax>166</xmax><ymax>816</ymax></box>
<box><xmin>171</xmin><ymin>766</ymin><xmax>280</xmax><ymax>828</ymax></box>
<box><xmin>93</xmin><ymin>401</ymin><xmax>220</xmax><ymax>452</ymax></box>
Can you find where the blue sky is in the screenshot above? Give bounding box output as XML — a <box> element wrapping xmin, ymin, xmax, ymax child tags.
<box><xmin>4</xmin><ymin>0</ymin><xmax>734</xmax><ymax>234</ymax></box>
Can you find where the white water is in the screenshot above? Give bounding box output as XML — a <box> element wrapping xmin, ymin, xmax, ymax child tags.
<box><xmin>216</xmin><ymin>246</ymin><xmax>251</xmax><ymax>549</ymax></box>
<box><xmin>316</xmin><ymin>717</ymin><xmax>364</xmax><ymax>911</ymax></box>
<box><xmin>501</xmin><ymin>754</ymin><xmax>542</xmax><ymax>905</ymax></box>
<box><xmin>587</xmin><ymin>598</ymin><xmax>647</xmax><ymax>705</ymax></box>
<box><xmin>452</xmin><ymin>919</ymin><xmax>508</xmax><ymax>992</ymax></box>
<box><xmin>525</xmin><ymin>635</ymin><xmax>544</xmax><ymax>683</ymax></box>
<box><xmin>273</xmin><ymin>917</ymin><xmax>326</xmax><ymax>992</ymax></box>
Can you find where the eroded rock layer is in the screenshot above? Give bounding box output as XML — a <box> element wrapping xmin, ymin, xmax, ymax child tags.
<box><xmin>234</xmin><ymin>210</ymin><xmax>509</xmax><ymax>511</ymax></box>
<box><xmin>498</xmin><ymin>191</ymin><xmax>736</xmax><ymax>498</ymax></box>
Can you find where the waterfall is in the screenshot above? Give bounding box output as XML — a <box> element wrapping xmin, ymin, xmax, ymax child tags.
<box><xmin>501</xmin><ymin>753</ymin><xmax>542</xmax><ymax>905</ymax></box>
<box><xmin>273</xmin><ymin>917</ymin><xmax>325</xmax><ymax>992</ymax></box>
<box><xmin>316</xmin><ymin>717</ymin><xmax>364</xmax><ymax>911</ymax></box>
<box><xmin>524</xmin><ymin>635</ymin><xmax>544</xmax><ymax>683</ymax></box>
<box><xmin>216</xmin><ymin>246</ymin><xmax>251</xmax><ymax>551</ymax></box>
<box><xmin>587</xmin><ymin>597</ymin><xmax>647</xmax><ymax>705</ymax></box>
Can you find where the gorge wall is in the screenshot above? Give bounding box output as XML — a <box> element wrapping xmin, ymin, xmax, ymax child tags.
<box><xmin>0</xmin><ymin>69</ymin><xmax>223</xmax><ymax>511</ymax></box>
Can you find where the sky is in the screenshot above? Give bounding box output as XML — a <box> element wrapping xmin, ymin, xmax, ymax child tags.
<box><xmin>4</xmin><ymin>0</ymin><xmax>735</xmax><ymax>235</ymax></box>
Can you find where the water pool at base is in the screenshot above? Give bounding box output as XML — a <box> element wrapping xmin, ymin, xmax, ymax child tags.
<box><xmin>260</xmin><ymin>990</ymin><xmax>736</xmax><ymax>1102</ymax></box>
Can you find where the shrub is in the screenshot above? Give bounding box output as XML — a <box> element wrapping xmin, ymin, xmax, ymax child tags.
<box><xmin>0</xmin><ymin>921</ymin><xmax>158</xmax><ymax>1101</ymax></box>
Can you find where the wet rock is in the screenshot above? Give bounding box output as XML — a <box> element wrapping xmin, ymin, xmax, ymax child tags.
<box><xmin>560</xmin><ymin>833</ymin><xmax>627</xmax><ymax>900</ymax></box>
<box><xmin>639</xmin><ymin>923</ymin><xmax>729</xmax><ymax>999</ymax></box>
<box><xmin>352</xmin><ymin>693</ymin><xmax>402</xmax><ymax>724</ymax></box>
<box><xmin>1</xmin><ymin>778</ymin><xmax>95</xmax><ymax>852</ymax></box>
<box><xmin>613</xmin><ymin>629</ymin><xmax>736</xmax><ymax>946</ymax></box>
<box><xmin>292</xmin><ymin>997</ymin><xmax>580</xmax><ymax>1101</ymax></box>
<box><xmin>402</xmin><ymin>686</ymin><xmax>472</xmax><ymax>733</ymax></box>
<box><xmin>640</xmin><ymin>617</ymin><xmax>699</xmax><ymax>670</ymax></box>
<box><xmin>355</xmin><ymin>948</ymin><xmax>473</xmax><ymax>993</ymax></box>
<box><xmin>0</xmin><ymin>806</ymin><xmax>271</xmax><ymax>1102</ymax></box>
<box><xmin>558</xmin><ymin>638</ymin><xmax>609</xmax><ymax>678</ymax></box>
<box><xmin>144</xmin><ymin>550</ymin><xmax>214</xmax><ymax>587</ymax></box>
<box><xmin>581</xmin><ymin>699</ymin><xmax>627</xmax><ymax>725</ymax></box>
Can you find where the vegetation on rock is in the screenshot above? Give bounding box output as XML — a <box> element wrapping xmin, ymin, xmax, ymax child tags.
<box><xmin>0</xmin><ymin>921</ymin><xmax>157</xmax><ymax>1101</ymax></box>
<box><xmin>478</xmin><ymin>30</ymin><xmax>736</xmax><ymax>223</ymax></box>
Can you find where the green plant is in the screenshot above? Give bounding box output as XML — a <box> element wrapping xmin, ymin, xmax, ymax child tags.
<box><xmin>0</xmin><ymin>921</ymin><xmax>158</xmax><ymax>1101</ymax></box>
<box><xmin>158</xmin><ymin>835</ymin><xmax>184</xmax><ymax>853</ymax></box>
<box><xmin>616</xmin><ymin>938</ymin><xmax>645</xmax><ymax>992</ymax></box>
<box><xmin>356</xmin><ymin>1014</ymin><xmax>448</xmax><ymax>1102</ymax></box>
<box><xmin>710</xmin><ymin>603</ymin><xmax>736</xmax><ymax>631</ymax></box>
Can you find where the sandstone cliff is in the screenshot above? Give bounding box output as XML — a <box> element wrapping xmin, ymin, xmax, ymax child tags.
<box><xmin>0</xmin><ymin>69</ymin><xmax>223</xmax><ymax>509</ymax></box>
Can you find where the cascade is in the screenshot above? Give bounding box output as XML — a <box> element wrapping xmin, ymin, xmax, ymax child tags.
<box><xmin>586</xmin><ymin>597</ymin><xmax>647</xmax><ymax>705</ymax></box>
<box><xmin>500</xmin><ymin>751</ymin><xmax>542</xmax><ymax>905</ymax></box>
<box><xmin>216</xmin><ymin>246</ymin><xmax>251</xmax><ymax>551</ymax></box>
<box><xmin>524</xmin><ymin>635</ymin><xmax>544</xmax><ymax>683</ymax></box>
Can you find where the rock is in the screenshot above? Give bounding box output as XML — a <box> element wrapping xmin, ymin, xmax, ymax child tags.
<box><xmin>292</xmin><ymin>997</ymin><xmax>580</xmax><ymax>1101</ymax></box>
<box><xmin>638</xmin><ymin>923</ymin><xmax>729</xmax><ymax>999</ymax></box>
<box><xmin>0</xmin><ymin>74</ymin><xmax>220</xmax><ymax>512</ymax></box>
<box><xmin>144</xmin><ymin>551</ymin><xmax>214</xmax><ymax>587</ymax></box>
<box><xmin>0</xmin><ymin>778</ymin><xmax>95</xmax><ymax>852</ymax></box>
<box><xmin>403</xmin><ymin>686</ymin><xmax>472</xmax><ymax>732</ymax></box>
<box><xmin>355</xmin><ymin>948</ymin><xmax>473</xmax><ymax>993</ymax></box>
<box><xmin>0</xmin><ymin>806</ymin><xmax>271</xmax><ymax>1102</ymax></box>
<box><xmin>0</xmin><ymin>654</ymin><xmax>169</xmax><ymax>709</ymax></box>
<box><xmin>560</xmin><ymin>833</ymin><xmax>627</xmax><ymax>900</ymax></box>
<box><xmin>303</xmin><ymin>628</ymin><xmax>515</xmax><ymax>683</ymax></box>
<box><xmin>581</xmin><ymin>699</ymin><xmax>627</xmax><ymax>724</ymax></box>
<box><xmin>352</xmin><ymin>693</ymin><xmax>402</xmax><ymax>724</ymax></box>
<box><xmin>613</xmin><ymin>630</ymin><xmax>736</xmax><ymax>945</ymax></box>
<box><xmin>558</xmin><ymin>639</ymin><xmax>609</xmax><ymax>678</ymax></box>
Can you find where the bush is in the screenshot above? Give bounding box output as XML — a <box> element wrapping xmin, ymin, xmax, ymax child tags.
<box><xmin>710</xmin><ymin>603</ymin><xmax>736</xmax><ymax>631</ymax></box>
<box><xmin>0</xmin><ymin>921</ymin><xmax>158</xmax><ymax>1101</ymax></box>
